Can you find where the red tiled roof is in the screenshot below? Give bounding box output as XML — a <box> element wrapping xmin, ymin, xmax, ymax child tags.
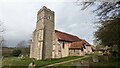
<box><xmin>82</xmin><ymin>40</ymin><xmax>91</xmax><ymax>46</ymax></box>
<box><xmin>55</xmin><ymin>30</ymin><xmax>91</xmax><ymax>49</ymax></box>
<box><xmin>70</xmin><ymin>41</ymin><xmax>83</xmax><ymax>49</ymax></box>
<box><xmin>55</xmin><ymin>30</ymin><xmax>82</xmax><ymax>42</ymax></box>
<box><xmin>70</xmin><ymin>40</ymin><xmax>91</xmax><ymax>49</ymax></box>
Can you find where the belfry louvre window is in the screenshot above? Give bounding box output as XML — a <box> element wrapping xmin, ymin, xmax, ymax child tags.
<box><xmin>48</xmin><ymin>16</ymin><xmax>51</xmax><ymax>20</ymax></box>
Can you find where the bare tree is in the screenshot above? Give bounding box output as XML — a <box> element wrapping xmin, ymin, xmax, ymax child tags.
<box><xmin>17</xmin><ymin>41</ymin><xmax>26</xmax><ymax>49</ymax></box>
<box><xmin>0</xmin><ymin>21</ymin><xmax>5</xmax><ymax>62</ymax></box>
<box><xmin>0</xmin><ymin>21</ymin><xmax>5</xmax><ymax>47</ymax></box>
<box><xmin>76</xmin><ymin>1</ymin><xmax>120</xmax><ymax>20</ymax></box>
<box><xmin>77</xmin><ymin>1</ymin><xmax>120</xmax><ymax>56</ymax></box>
<box><xmin>17</xmin><ymin>40</ymin><xmax>29</xmax><ymax>55</ymax></box>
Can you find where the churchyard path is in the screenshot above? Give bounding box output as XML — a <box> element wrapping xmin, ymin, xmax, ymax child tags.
<box><xmin>42</xmin><ymin>55</ymin><xmax>90</xmax><ymax>67</ymax></box>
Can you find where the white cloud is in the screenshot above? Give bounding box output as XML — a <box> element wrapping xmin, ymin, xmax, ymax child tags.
<box><xmin>0</xmin><ymin>0</ymin><xmax>76</xmax><ymax>3</ymax></box>
<box><xmin>0</xmin><ymin>1</ymin><xmax>97</xmax><ymax>47</ymax></box>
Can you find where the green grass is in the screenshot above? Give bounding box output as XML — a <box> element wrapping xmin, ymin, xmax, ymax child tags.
<box><xmin>3</xmin><ymin>54</ymin><xmax>119</xmax><ymax>68</ymax></box>
<box><xmin>2</xmin><ymin>56</ymin><xmax>32</xmax><ymax>68</ymax></box>
<box><xmin>0</xmin><ymin>61</ymin><xmax>1</xmax><ymax>66</ymax></box>
<box><xmin>56</xmin><ymin>60</ymin><xmax>79</xmax><ymax>66</ymax></box>
<box><xmin>35</xmin><ymin>56</ymin><xmax>81</xmax><ymax>67</ymax></box>
<box><xmin>2</xmin><ymin>56</ymin><xmax>81</xmax><ymax>68</ymax></box>
<box><xmin>89</xmin><ymin>56</ymin><xmax>119</xmax><ymax>66</ymax></box>
<box><xmin>57</xmin><ymin>55</ymin><xmax>120</xmax><ymax>67</ymax></box>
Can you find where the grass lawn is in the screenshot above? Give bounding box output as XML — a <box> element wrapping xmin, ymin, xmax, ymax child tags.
<box><xmin>56</xmin><ymin>55</ymin><xmax>120</xmax><ymax>68</ymax></box>
<box><xmin>2</xmin><ymin>56</ymin><xmax>32</xmax><ymax>68</ymax></box>
<box><xmin>81</xmin><ymin>55</ymin><xmax>120</xmax><ymax>67</ymax></box>
<box><xmin>35</xmin><ymin>56</ymin><xmax>81</xmax><ymax>67</ymax></box>
<box><xmin>2</xmin><ymin>56</ymin><xmax>81</xmax><ymax>68</ymax></box>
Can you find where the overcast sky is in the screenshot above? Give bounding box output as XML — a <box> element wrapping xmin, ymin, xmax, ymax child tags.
<box><xmin>0</xmin><ymin>0</ymin><xmax>98</xmax><ymax>47</ymax></box>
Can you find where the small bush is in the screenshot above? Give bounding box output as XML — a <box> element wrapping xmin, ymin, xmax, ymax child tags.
<box><xmin>111</xmin><ymin>51</ymin><xmax>118</xmax><ymax>56</ymax></box>
<box><xmin>12</xmin><ymin>49</ymin><xmax>21</xmax><ymax>57</ymax></box>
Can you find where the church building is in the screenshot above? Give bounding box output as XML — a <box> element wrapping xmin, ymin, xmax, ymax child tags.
<box><xmin>30</xmin><ymin>6</ymin><xmax>92</xmax><ymax>60</ymax></box>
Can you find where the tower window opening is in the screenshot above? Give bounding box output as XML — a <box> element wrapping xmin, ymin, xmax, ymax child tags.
<box><xmin>48</xmin><ymin>16</ymin><xmax>51</xmax><ymax>20</ymax></box>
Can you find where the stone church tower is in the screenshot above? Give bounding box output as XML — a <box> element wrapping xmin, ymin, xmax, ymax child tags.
<box><xmin>30</xmin><ymin>6</ymin><xmax>54</xmax><ymax>60</ymax></box>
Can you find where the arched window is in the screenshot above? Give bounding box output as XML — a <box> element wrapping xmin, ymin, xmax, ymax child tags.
<box><xmin>62</xmin><ymin>42</ymin><xmax>65</xmax><ymax>49</ymax></box>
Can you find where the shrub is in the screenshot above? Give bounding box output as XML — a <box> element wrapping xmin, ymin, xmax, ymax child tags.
<box><xmin>12</xmin><ymin>49</ymin><xmax>21</xmax><ymax>57</ymax></box>
<box><xmin>111</xmin><ymin>51</ymin><xmax>118</xmax><ymax>56</ymax></box>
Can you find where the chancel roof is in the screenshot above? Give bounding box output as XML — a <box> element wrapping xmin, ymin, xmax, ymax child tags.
<box><xmin>69</xmin><ymin>40</ymin><xmax>91</xmax><ymax>49</ymax></box>
<box><xmin>55</xmin><ymin>30</ymin><xmax>91</xmax><ymax>49</ymax></box>
<box><xmin>55</xmin><ymin>30</ymin><xmax>82</xmax><ymax>42</ymax></box>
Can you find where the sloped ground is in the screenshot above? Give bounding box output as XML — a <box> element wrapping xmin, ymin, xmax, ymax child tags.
<box><xmin>2</xmin><ymin>56</ymin><xmax>81</xmax><ymax>68</ymax></box>
<box><xmin>42</xmin><ymin>55</ymin><xmax>90</xmax><ymax>68</ymax></box>
<box><xmin>55</xmin><ymin>55</ymin><xmax>120</xmax><ymax>68</ymax></box>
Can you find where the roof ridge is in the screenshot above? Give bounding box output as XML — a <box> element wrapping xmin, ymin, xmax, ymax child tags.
<box><xmin>55</xmin><ymin>30</ymin><xmax>79</xmax><ymax>38</ymax></box>
<box><xmin>55</xmin><ymin>30</ymin><xmax>82</xmax><ymax>41</ymax></box>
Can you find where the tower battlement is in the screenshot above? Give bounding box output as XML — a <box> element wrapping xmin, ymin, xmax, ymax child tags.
<box><xmin>38</xmin><ymin>6</ymin><xmax>54</xmax><ymax>15</ymax></box>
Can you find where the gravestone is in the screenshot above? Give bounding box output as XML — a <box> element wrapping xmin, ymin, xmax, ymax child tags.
<box><xmin>76</xmin><ymin>60</ymin><xmax>89</xmax><ymax>68</ymax></box>
<box><xmin>19</xmin><ymin>55</ymin><xmax>23</xmax><ymax>59</ymax></box>
<box><xmin>28</xmin><ymin>62</ymin><xmax>35</xmax><ymax>68</ymax></box>
<box><xmin>92</xmin><ymin>56</ymin><xmax>99</xmax><ymax>62</ymax></box>
<box><xmin>103</xmin><ymin>54</ymin><xmax>109</xmax><ymax>61</ymax></box>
